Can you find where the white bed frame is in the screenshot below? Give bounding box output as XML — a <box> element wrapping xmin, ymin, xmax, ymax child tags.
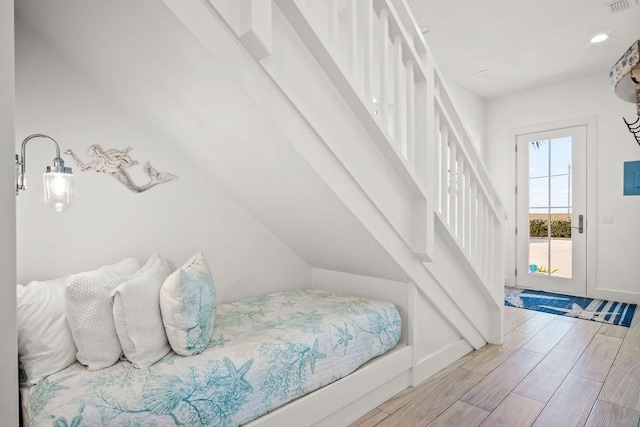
<box><xmin>246</xmin><ymin>268</ymin><xmax>415</xmax><ymax>427</ymax></box>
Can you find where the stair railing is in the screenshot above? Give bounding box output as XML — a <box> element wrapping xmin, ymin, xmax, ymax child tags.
<box><xmin>278</xmin><ymin>0</ymin><xmax>505</xmax><ymax>298</ymax></box>
<box><xmin>387</xmin><ymin>0</ymin><xmax>507</xmax><ymax>300</ymax></box>
<box><xmin>233</xmin><ymin>0</ymin><xmax>507</xmax><ymax>301</ymax></box>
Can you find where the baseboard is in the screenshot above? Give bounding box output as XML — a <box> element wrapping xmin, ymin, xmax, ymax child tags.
<box><xmin>315</xmin><ymin>370</ymin><xmax>412</xmax><ymax>426</ymax></box>
<box><xmin>588</xmin><ymin>288</ymin><xmax>640</xmax><ymax>305</ymax></box>
<box><xmin>413</xmin><ymin>338</ymin><xmax>474</xmax><ymax>385</ymax></box>
<box><xmin>317</xmin><ymin>339</ymin><xmax>476</xmax><ymax>425</ymax></box>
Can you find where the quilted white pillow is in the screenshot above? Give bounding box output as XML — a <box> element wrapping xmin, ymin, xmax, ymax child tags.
<box><xmin>65</xmin><ymin>258</ymin><xmax>141</xmax><ymax>370</ymax></box>
<box><xmin>17</xmin><ymin>275</ymin><xmax>75</xmax><ymax>385</ymax></box>
<box><xmin>112</xmin><ymin>253</ymin><xmax>171</xmax><ymax>369</ymax></box>
<box><xmin>160</xmin><ymin>253</ymin><xmax>217</xmax><ymax>356</ymax></box>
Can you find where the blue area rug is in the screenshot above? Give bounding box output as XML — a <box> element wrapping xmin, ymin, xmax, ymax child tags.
<box><xmin>505</xmin><ymin>287</ymin><xmax>636</xmax><ymax>327</ymax></box>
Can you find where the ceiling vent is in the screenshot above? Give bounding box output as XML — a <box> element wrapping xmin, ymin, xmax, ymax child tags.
<box><xmin>604</xmin><ymin>0</ymin><xmax>638</xmax><ymax>13</ymax></box>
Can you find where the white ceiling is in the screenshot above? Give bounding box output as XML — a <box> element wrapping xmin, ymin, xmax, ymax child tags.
<box><xmin>407</xmin><ymin>0</ymin><xmax>640</xmax><ymax>98</ymax></box>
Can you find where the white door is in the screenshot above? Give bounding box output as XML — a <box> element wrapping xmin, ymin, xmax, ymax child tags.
<box><xmin>516</xmin><ymin>125</ymin><xmax>587</xmax><ymax>296</ymax></box>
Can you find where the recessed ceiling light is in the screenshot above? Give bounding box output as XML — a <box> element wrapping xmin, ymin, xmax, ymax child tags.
<box><xmin>476</xmin><ymin>69</ymin><xmax>493</xmax><ymax>77</ymax></box>
<box><xmin>590</xmin><ymin>34</ymin><xmax>609</xmax><ymax>43</ymax></box>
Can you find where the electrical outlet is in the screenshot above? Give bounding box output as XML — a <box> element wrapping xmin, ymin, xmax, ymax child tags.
<box><xmin>600</xmin><ymin>214</ymin><xmax>614</xmax><ymax>224</ymax></box>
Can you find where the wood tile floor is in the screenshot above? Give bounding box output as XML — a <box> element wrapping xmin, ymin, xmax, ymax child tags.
<box><xmin>350</xmin><ymin>306</ymin><xmax>640</xmax><ymax>427</ymax></box>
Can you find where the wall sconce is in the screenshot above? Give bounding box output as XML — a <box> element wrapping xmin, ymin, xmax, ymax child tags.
<box><xmin>15</xmin><ymin>134</ymin><xmax>74</xmax><ymax>212</ymax></box>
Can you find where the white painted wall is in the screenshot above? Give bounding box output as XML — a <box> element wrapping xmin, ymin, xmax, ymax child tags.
<box><xmin>413</xmin><ymin>288</ymin><xmax>467</xmax><ymax>359</ymax></box>
<box><xmin>15</xmin><ymin>22</ymin><xmax>311</xmax><ymax>304</ymax></box>
<box><xmin>0</xmin><ymin>0</ymin><xmax>18</xmax><ymax>424</ymax></box>
<box><xmin>16</xmin><ymin>0</ymin><xmax>411</xmax><ymax>283</ymax></box>
<box><xmin>486</xmin><ymin>72</ymin><xmax>640</xmax><ymax>302</ymax></box>
<box><xmin>445</xmin><ymin>80</ymin><xmax>486</xmax><ymax>156</ymax></box>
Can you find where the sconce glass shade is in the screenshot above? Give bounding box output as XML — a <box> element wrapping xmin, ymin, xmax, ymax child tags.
<box><xmin>43</xmin><ymin>169</ymin><xmax>74</xmax><ymax>212</ymax></box>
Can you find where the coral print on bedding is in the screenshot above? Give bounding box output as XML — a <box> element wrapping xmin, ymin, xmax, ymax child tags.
<box><xmin>23</xmin><ymin>289</ymin><xmax>401</xmax><ymax>427</ymax></box>
<box><xmin>160</xmin><ymin>252</ymin><xmax>217</xmax><ymax>356</ymax></box>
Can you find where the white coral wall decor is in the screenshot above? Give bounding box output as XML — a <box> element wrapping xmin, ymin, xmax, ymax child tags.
<box><xmin>65</xmin><ymin>145</ymin><xmax>178</xmax><ymax>193</ymax></box>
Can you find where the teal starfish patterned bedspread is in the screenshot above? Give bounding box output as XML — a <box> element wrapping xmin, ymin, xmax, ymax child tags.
<box><xmin>24</xmin><ymin>289</ymin><xmax>401</xmax><ymax>426</ymax></box>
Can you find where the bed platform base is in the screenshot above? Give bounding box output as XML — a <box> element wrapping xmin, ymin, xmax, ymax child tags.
<box><xmin>248</xmin><ymin>345</ymin><xmax>412</xmax><ymax>426</ymax></box>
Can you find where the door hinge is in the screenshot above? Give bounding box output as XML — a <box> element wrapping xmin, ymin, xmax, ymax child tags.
<box><xmin>515</xmin><ymin>268</ymin><xmax>518</xmax><ymax>276</ymax></box>
<box><xmin>515</xmin><ymin>227</ymin><xmax>518</xmax><ymax>235</ymax></box>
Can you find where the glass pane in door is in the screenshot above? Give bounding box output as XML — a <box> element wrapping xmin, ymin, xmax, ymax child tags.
<box><xmin>527</xmin><ymin>137</ymin><xmax>573</xmax><ymax>278</ymax></box>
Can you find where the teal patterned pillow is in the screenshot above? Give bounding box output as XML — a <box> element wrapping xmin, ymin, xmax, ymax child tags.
<box><xmin>159</xmin><ymin>253</ymin><xmax>216</xmax><ymax>356</ymax></box>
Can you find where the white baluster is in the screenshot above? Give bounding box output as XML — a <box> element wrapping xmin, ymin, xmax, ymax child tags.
<box><xmin>464</xmin><ymin>167</ymin><xmax>472</xmax><ymax>254</ymax></box>
<box><xmin>393</xmin><ymin>35</ymin><xmax>405</xmax><ymax>158</ymax></box>
<box><xmin>424</xmin><ymin>58</ymin><xmax>436</xmax><ymax>200</ymax></box>
<box><xmin>487</xmin><ymin>216</ymin><xmax>497</xmax><ymax>288</ymax></box>
<box><xmin>483</xmin><ymin>202</ymin><xmax>491</xmax><ymax>282</ymax></box>
<box><xmin>406</xmin><ymin>59</ymin><xmax>415</xmax><ymax>170</ymax></box>
<box><xmin>481</xmin><ymin>199</ymin><xmax>489</xmax><ymax>279</ymax></box>
<box><xmin>456</xmin><ymin>154</ymin><xmax>465</xmax><ymax>242</ymax></box>
<box><xmin>494</xmin><ymin>220</ymin><xmax>503</xmax><ymax>293</ymax></box>
<box><xmin>440</xmin><ymin>125</ymin><xmax>449</xmax><ymax>219</ymax></box>
<box><xmin>362</xmin><ymin>0</ymin><xmax>374</xmax><ymax>101</ymax></box>
<box><xmin>378</xmin><ymin>8</ymin><xmax>389</xmax><ymax>128</ymax></box>
<box><xmin>449</xmin><ymin>141</ymin><xmax>457</xmax><ymax>231</ymax></box>
<box><xmin>470</xmin><ymin>182</ymin><xmax>478</xmax><ymax>266</ymax></box>
<box><xmin>478</xmin><ymin>201</ymin><xmax>483</xmax><ymax>271</ymax></box>
<box><xmin>347</xmin><ymin>0</ymin><xmax>358</xmax><ymax>77</ymax></box>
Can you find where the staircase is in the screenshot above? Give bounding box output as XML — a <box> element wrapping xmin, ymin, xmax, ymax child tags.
<box><xmin>163</xmin><ymin>0</ymin><xmax>506</xmax><ymax>378</ymax></box>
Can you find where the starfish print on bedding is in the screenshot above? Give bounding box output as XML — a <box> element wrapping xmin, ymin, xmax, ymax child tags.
<box><xmin>305</xmin><ymin>338</ymin><xmax>327</xmax><ymax>374</ymax></box>
<box><xmin>213</xmin><ymin>357</ymin><xmax>254</xmax><ymax>394</ymax></box>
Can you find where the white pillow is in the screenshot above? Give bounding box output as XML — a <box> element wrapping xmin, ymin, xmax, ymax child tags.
<box><xmin>112</xmin><ymin>253</ymin><xmax>171</xmax><ymax>369</ymax></box>
<box><xmin>160</xmin><ymin>253</ymin><xmax>217</xmax><ymax>356</ymax></box>
<box><xmin>65</xmin><ymin>258</ymin><xmax>141</xmax><ymax>370</ymax></box>
<box><xmin>17</xmin><ymin>275</ymin><xmax>76</xmax><ymax>385</ymax></box>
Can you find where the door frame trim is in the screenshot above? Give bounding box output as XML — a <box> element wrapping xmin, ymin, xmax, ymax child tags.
<box><xmin>508</xmin><ymin>116</ymin><xmax>597</xmax><ymax>297</ymax></box>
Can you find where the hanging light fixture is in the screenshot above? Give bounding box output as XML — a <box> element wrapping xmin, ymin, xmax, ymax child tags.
<box><xmin>15</xmin><ymin>134</ymin><xmax>74</xmax><ymax>212</ymax></box>
<box><xmin>609</xmin><ymin>40</ymin><xmax>640</xmax><ymax>145</ymax></box>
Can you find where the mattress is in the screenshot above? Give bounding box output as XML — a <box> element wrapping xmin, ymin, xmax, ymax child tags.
<box><xmin>23</xmin><ymin>288</ymin><xmax>401</xmax><ymax>426</ymax></box>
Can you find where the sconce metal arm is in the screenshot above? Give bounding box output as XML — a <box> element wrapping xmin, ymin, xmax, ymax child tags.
<box><xmin>16</xmin><ymin>134</ymin><xmax>70</xmax><ymax>193</ymax></box>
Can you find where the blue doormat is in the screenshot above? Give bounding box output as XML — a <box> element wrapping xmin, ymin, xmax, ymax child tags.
<box><xmin>505</xmin><ymin>287</ymin><xmax>636</xmax><ymax>327</ymax></box>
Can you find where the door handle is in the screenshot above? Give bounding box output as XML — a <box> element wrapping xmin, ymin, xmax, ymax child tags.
<box><xmin>570</xmin><ymin>214</ymin><xmax>584</xmax><ymax>234</ymax></box>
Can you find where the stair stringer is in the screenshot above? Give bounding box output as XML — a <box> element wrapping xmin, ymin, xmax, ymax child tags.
<box><xmin>161</xmin><ymin>0</ymin><xmax>501</xmax><ymax>351</ymax></box>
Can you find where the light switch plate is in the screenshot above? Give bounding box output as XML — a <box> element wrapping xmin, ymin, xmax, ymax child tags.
<box><xmin>600</xmin><ymin>214</ymin><xmax>614</xmax><ymax>224</ymax></box>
